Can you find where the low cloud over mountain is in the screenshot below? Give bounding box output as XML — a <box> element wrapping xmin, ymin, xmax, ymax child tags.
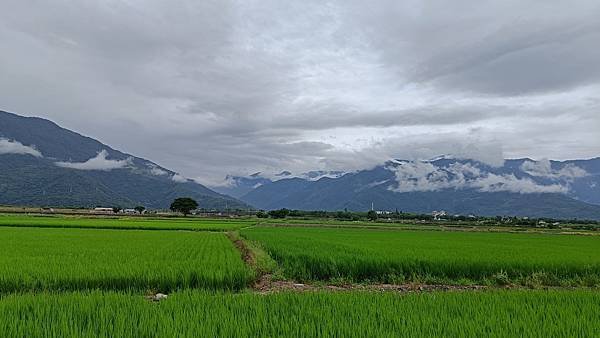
<box><xmin>55</xmin><ymin>150</ymin><xmax>133</xmax><ymax>171</ymax></box>
<box><xmin>387</xmin><ymin>161</ymin><xmax>569</xmax><ymax>194</ymax></box>
<box><xmin>234</xmin><ymin>157</ymin><xmax>600</xmax><ymax>219</ymax></box>
<box><xmin>0</xmin><ymin>110</ymin><xmax>248</xmax><ymax>210</ymax></box>
<box><xmin>0</xmin><ymin>138</ymin><xmax>42</xmax><ymax>158</ymax></box>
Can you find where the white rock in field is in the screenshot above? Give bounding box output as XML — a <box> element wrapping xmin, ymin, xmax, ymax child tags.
<box><xmin>152</xmin><ymin>293</ymin><xmax>168</xmax><ymax>301</ymax></box>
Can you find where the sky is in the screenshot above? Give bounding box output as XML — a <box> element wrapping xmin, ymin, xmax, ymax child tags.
<box><xmin>1</xmin><ymin>0</ymin><xmax>599</xmax><ymax>186</ymax></box>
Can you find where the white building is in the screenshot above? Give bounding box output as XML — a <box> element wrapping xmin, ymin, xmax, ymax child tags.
<box><xmin>432</xmin><ymin>210</ymin><xmax>447</xmax><ymax>220</ymax></box>
<box><xmin>92</xmin><ymin>207</ymin><xmax>113</xmax><ymax>214</ymax></box>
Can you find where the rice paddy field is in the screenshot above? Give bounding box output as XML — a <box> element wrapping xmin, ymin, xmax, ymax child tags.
<box><xmin>1</xmin><ymin>214</ymin><xmax>599</xmax><ymax>336</ymax></box>
<box><xmin>241</xmin><ymin>226</ymin><xmax>600</xmax><ymax>285</ymax></box>
<box><xmin>0</xmin><ymin>227</ymin><xmax>253</xmax><ymax>292</ymax></box>
<box><xmin>0</xmin><ymin>290</ymin><xmax>598</xmax><ymax>337</ymax></box>
<box><xmin>0</xmin><ymin>214</ymin><xmax>255</xmax><ymax>231</ymax></box>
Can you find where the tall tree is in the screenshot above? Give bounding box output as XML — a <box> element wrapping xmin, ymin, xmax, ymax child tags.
<box><xmin>170</xmin><ymin>197</ymin><xmax>198</xmax><ymax>216</ymax></box>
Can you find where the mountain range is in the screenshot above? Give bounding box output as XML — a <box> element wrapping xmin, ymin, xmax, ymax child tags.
<box><xmin>215</xmin><ymin>157</ymin><xmax>600</xmax><ymax>220</ymax></box>
<box><xmin>0</xmin><ymin>110</ymin><xmax>248</xmax><ymax>210</ymax></box>
<box><xmin>2</xmin><ymin>109</ymin><xmax>600</xmax><ymax>220</ymax></box>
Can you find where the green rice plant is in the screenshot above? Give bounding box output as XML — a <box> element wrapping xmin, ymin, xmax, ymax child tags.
<box><xmin>0</xmin><ymin>227</ymin><xmax>253</xmax><ymax>292</ymax></box>
<box><xmin>0</xmin><ymin>290</ymin><xmax>598</xmax><ymax>337</ymax></box>
<box><xmin>0</xmin><ymin>214</ymin><xmax>255</xmax><ymax>231</ymax></box>
<box><xmin>241</xmin><ymin>226</ymin><xmax>600</xmax><ymax>285</ymax></box>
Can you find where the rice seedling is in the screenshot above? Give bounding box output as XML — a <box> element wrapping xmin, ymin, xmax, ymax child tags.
<box><xmin>0</xmin><ymin>290</ymin><xmax>597</xmax><ymax>337</ymax></box>
<box><xmin>241</xmin><ymin>226</ymin><xmax>600</xmax><ymax>285</ymax></box>
<box><xmin>0</xmin><ymin>214</ymin><xmax>255</xmax><ymax>231</ymax></box>
<box><xmin>0</xmin><ymin>227</ymin><xmax>253</xmax><ymax>292</ymax></box>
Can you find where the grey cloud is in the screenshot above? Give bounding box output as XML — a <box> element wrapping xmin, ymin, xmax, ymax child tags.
<box><xmin>0</xmin><ymin>138</ymin><xmax>42</xmax><ymax>157</ymax></box>
<box><xmin>55</xmin><ymin>150</ymin><xmax>133</xmax><ymax>171</ymax></box>
<box><xmin>0</xmin><ymin>1</ymin><xmax>599</xmax><ymax>183</ymax></box>
<box><xmin>343</xmin><ymin>0</ymin><xmax>600</xmax><ymax>95</ymax></box>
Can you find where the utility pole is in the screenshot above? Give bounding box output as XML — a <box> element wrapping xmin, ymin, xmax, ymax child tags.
<box><xmin>371</xmin><ymin>202</ymin><xmax>374</xmax><ymax>211</ymax></box>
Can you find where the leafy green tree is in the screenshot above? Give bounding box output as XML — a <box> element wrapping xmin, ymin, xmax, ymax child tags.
<box><xmin>170</xmin><ymin>197</ymin><xmax>199</xmax><ymax>216</ymax></box>
<box><xmin>268</xmin><ymin>208</ymin><xmax>290</xmax><ymax>219</ymax></box>
<box><xmin>256</xmin><ymin>211</ymin><xmax>268</xmax><ymax>218</ymax></box>
<box><xmin>112</xmin><ymin>207</ymin><xmax>122</xmax><ymax>214</ymax></box>
<box><xmin>367</xmin><ymin>210</ymin><xmax>378</xmax><ymax>221</ymax></box>
<box><xmin>134</xmin><ymin>206</ymin><xmax>146</xmax><ymax>214</ymax></box>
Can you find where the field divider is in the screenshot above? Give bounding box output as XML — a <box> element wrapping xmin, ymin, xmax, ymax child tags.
<box><xmin>0</xmin><ymin>223</ymin><xmax>230</xmax><ymax>233</ymax></box>
<box><xmin>257</xmin><ymin>222</ymin><xmax>600</xmax><ymax>236</ymax></box>
<box><xmin>226</xmin><ymin>231</ymin><xmax>284</xmax><ymax>290</ymax></box>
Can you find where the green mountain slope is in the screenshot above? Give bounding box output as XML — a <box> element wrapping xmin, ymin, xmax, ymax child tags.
<box><xmin>0</xmin><ymin>110</ymin><xmax>249</xmax><ymax>210</ymax></box>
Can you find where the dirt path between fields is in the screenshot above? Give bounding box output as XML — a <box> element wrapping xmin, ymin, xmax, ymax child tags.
<box><xmin>252</xmin><ymin>274</ymin><xmax>492</xmax><ymax>294</ymax></box>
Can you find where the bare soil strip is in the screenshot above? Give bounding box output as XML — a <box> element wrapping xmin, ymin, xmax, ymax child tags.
<box><xmin>252</xmin><ymin>276</ymin><xmax>491</xmax><ymax>294</ymax></box>
<box><xmin>227</xmin><ymin>233</ymin><xmax>256</xmax><ymax>267</ymax></box>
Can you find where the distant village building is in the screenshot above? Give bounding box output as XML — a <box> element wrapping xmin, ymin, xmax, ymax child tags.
<box><xmin>432</xmin><ymin>210</ymin><xmax>447</xmax><ymax>220</ymax></box>
<box><xmin>92</xmin><ymin>207</ymin><xmax>113</xmax><ymax>214</ymax></box>
<box><xmin>123</xmin><ymin>209</ymin><xmax>138</xmax><ymax>214</ymax></box>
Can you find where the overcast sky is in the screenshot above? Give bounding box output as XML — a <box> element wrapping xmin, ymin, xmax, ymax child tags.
<box><xmin>1</xmin><ymin>0</ymin><xmax>599</xmax><ymax>185</ymax></box>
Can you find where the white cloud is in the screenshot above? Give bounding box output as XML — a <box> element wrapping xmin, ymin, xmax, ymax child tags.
<box><xmin>204</xmin><ymin>175</ymin><xmax>238</xmax><ymax>188</ymax></box>
<box><xmin>471</xmin><ymin>173</ymin><xmax>566</xmax><ymax>194</ymax></box>
<box><xmin>55</xmin><ymin>150</ymin><xmax>132</xmax><ymax>171</ymax></box>
<box><xmin>388</xmin><ymin>161</ymin><xmax>567</xmax><ymax>194</ymax></box>
<box><xmin>521</xmin><ymin>159</ymin><xmax>588</xmax><ymax>180</ymax></box>
<box><xmin>0</xmin><ymin>138</ymin><xmax>42</xmax><ymax>157</ymax></box>
<box><xmin>171</xmin><ymin>173</ymin><xmax>188</xmax><ymax>183</ymax></box>
<box><xmin>148</xmin><ymin>165</ymin><xmax>169</xmax><ymax>176</ymax></box>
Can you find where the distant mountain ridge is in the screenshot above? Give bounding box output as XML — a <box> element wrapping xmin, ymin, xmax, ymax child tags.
<box><xmin>223</xmin><ymin>157</ymin><xmax>600</xmax><ymax>220</ymax></box>
<box><xmin>214</xmin><ymin>170</ymin><xmax>346</xmax><ymax>198</ymax></box>
<box><xmin>0</xmin><ymin>110</ymin><xmax>248</xmax><ymax>209</ymax></box>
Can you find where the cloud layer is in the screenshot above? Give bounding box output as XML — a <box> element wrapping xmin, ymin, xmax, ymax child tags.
<box><xmin>521</xmin><ymin>159</ymin><xmax>588</xmax><ymax>180</ymax></box>
<box><xmin>0</xmin><ymin>138</ymin><xmax>42</xmax><ymax>157</ymax></box>
<box><xmin>1</xmin><ymin>1</ymin><xmax>599</xmax><ymax>183</ymax></box>
<box><xmin>388</xmin><ymin>161</ymin><xmax>568</xmax><ymax>194</ymax></box>
<box><xmin>55</xmin><ymin>150</ymin><xmax>132</xmax><ymax>171</ymax></box>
